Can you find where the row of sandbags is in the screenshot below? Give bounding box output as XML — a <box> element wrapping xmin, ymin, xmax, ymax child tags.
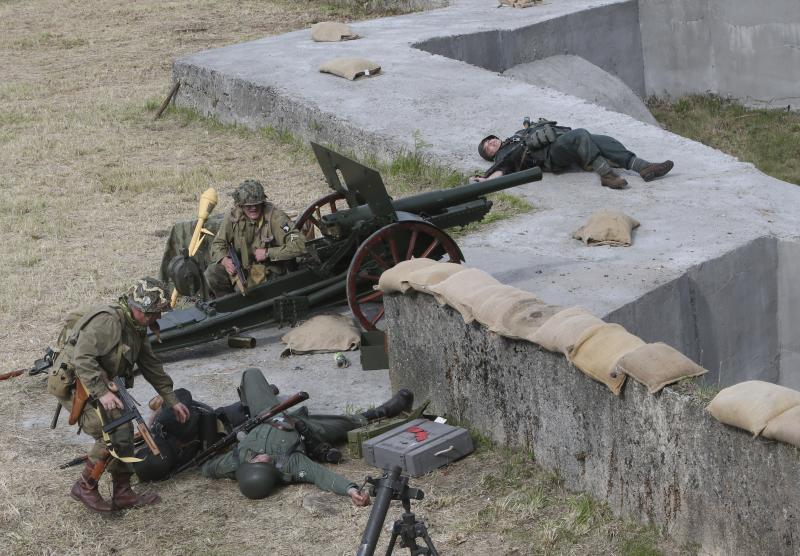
<box><xmin>378</xmin><ymin>258</ymin><xmax>800</xmax><ymax>450</ymax></box>
<box><xmin>378</xmin><ymin>258</ymin><xmax>707</xmax><ymax>396</ymax></box>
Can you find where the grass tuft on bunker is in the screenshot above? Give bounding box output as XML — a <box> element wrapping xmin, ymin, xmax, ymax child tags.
<box><xmin>649</xmin><ymin>94</ymin><xmax>800</xmax><ymax>186</ymax></box>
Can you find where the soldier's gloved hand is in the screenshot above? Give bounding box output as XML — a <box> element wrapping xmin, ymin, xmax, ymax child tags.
<box><xmin>254</xmin><ymin>248</ymin><xmax>268</xmax><ymax>263</ymax></box>
<box><xmin>99</xmin><ymin>391</ymin><xmax>124</xmax><ymax>412</ymax></box>
<box><xmin>348</xmin><ymin>487</ymin><xmax>371</xmax><ymax>507</ymax></box>
<box><xmin>172</xmin><ymin>402</ymin><xmax>191</xmax><ymax>424</ymax></box>
<box><xmin>222</xmin><ymin>256</ymin><xmax>236</xmax><ymax>275</ymax></box>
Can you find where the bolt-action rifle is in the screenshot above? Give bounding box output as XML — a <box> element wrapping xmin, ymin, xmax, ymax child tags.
<box><xmin>173</xmin><ymin>391</ymin><xmax>309</xmax><ymax>475</ymax></box>
<box><xmin>0</xmin><ymin>347</ymin><xmax>56</xmax><ymax>381</ymax></box>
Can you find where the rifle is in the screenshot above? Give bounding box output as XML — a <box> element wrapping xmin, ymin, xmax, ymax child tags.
<box><xmin>0</xmin><ymin>347</ymin><xmax>57</xmax><ymax>381</ymax></box>
<box><xmin>103</xmin><ymin>376</ymin><xmax>161</xmax><ymax>457</ymax></box>
<box><xmin>173</xmin><ymin>390</ymin><xmax>309</xmax><ymax>476</ymax></box>
<box><xmin>227</xmin><ymin>242</ymin><xmax>248</xmax><ymax>294</ymax></box>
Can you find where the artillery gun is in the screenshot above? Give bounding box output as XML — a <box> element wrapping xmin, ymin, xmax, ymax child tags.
<box><xmin>153</xmin><ymin>143</ymin><xmax>541</xmax><ymax>353</ymax></box>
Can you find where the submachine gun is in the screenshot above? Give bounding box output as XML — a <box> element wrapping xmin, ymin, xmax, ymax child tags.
<box><xmin>155</xmin><ymin>144</ymin><xmax>542</xmax><ymax>354</ymax></box>
<box><xmin>357</xmin><ymin>466</ymin><xmax>438</xmax><ymax>556</ymax></box>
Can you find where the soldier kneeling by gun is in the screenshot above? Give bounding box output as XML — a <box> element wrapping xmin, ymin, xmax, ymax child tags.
<box><xmin>135</xmin><ymin>367</ymin><xmax>413</xmax><ymax>507</ymax></box>
<box><xmin>46</xmin><ymin>278</ymin><xmax>190</xmax><ymax>513</ymax></box>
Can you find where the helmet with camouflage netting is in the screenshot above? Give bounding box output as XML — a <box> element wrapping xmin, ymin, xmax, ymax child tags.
<box><xmin>127</xmin><ymin>277</ymin><xmax>172</xmax><ymax>314</ymax></box>
<box><xmin>232</xmin><ymin>179</ymin><xmax>268</xmax><ymax>206</ymax></box>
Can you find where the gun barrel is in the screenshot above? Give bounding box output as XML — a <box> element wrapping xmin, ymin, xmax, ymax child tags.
<box><xmin>322</xmin><ymin>167</ymin><xmax>541</xmax><ymax>229</ymax></box>
<box><xmin>357</xmin><ymin>465</ymin><xmax>403</xmax><ymax>556</ymax></box>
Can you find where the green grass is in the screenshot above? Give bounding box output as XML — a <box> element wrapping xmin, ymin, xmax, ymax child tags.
<box><xmin>649</xmin><ymin>94</ymin><xmax>800</xmax><ymax>185</ymax></box>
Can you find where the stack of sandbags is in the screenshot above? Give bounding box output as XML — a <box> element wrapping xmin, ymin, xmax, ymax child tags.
<box><xmin>427</xmin><ymin>268</ymin><xmax>501</xmax><ymax>322</ymax></box>
<box><xmin>707</xmin><ymin>381</ymin><xmax>800</xmax><ymax>448</ymax></box>
<box><xmin>377</xmin><ymin>258</ymin><xmax>439</xmax><ymax>294</ymax></box>
<box><xmin>567</xmin><ymin>324</ymin><xmax>645</xmax><ymax>395</ymax></box>
<box><xmin>403</xmin><ymin>262</ymin><xmax>465</xmax><ymax>293</ymax></box>
<box><xmin>529</xmin><ymin>306</ymin><xmax>605</xmax><ymax>357</ymax></box>
<box><xmin>616</xmin><ymin>342</ymin><xmax>707</xmax><ymax>393</ymax></box>
<box><xmin>471</xmin><ymin>285</ymin><xmax>560</xmax><ymax>340</ymax></box>
<box><xmin>280</xmin><ymin>314</ymin><xmax>360</xmax><ymax>356</ymax></box>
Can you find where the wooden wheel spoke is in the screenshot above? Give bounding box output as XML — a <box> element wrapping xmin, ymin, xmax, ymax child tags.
<box><xmin>405</xmin><ymin>229</ymin><xmax>419</xmax><ymax>260</ymax></box>
<box><xmin>370</xmin><ymin>307</ymin><xmax>385</xmax><ymax>326</ymax></box>
<box><xmin>308</xmin><ymin>214</ymin><xmax>321</xmax><ymax>227</ymax></box>
<box><xmin>364</xmin><ymin>247</ymin><xmax>390</xmax><ymax>270</ymax></box>
<box><xmin>358</xmin><ymin>290</ymin><xmax>383</xmax><ymax>304</ymax></box>
<box><xmin>388</xmin><ymin>236</ymin><xmax>401</xmax><ymax>264</ymax></box>
<box><xmin>420</xmin><ymin>237</ymin><xmax>441</xmax><ymax>259</ymax></box>
<box><xmin>359</xmin><ymin>273</ymin><xmax>381</xmax><ymax>283</ymax></box>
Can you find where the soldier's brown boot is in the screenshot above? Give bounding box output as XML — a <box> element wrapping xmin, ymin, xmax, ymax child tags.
<box><xmin>111</xmin><ymin>472</ymin><xmax>161</xmax><ymax>510</ymax></box>
<box><xmin>639</xmin><ymin>160</ymin><xmax>674</xmax><ymax>182</ymax></box>
<box><xmin>70</xmin><ymin>461</ymin><xmax>113</xmax><ymax>513</ymax></box>
<box><xmin>599</xmin><ymin>171</ymin><xmax>628</xmax><ymax>189</ymax></box>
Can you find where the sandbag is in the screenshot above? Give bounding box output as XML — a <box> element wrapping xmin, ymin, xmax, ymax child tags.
<box><xmin>707</xmin><ymin>380</ymin><xmax>800</xmax><ymax>436</ymax></box>
<box><xmin>428</xmin><ymin>269</ymin><xmax>501</xmax><ymax>323</ymax></box>
<box><xmin>569</xmin><ymin>323</ymin><xmax>645</xmax><ymax>395</ymax></box>
<box><xmin>572</xmin><ymin>210</ymin><xmax>640</xmax><ymax>247</ymax></box>
<box><xmin>311</xmin><ymin>22</ymin><xmax>360</xmax><ymax>42</ymax></box>
<box><xmin>529</xmin><ymin>306</ymin><xmax>605</xmax><ymax>356</ymax></box>
<box><xmin>319</xmin><ymin>58</ymin><xmax>380</xmax><ymax>80</ymax></box>
<box><xmin>762</xmin><ymin>405</ymin><xmax>800</xmax><ymax>448</ymax></box>
<box><xmin>616</xmin><ymin>342</ymin><xmax>707</xmax><ymax>393</ymax></box>
<box><xmin>281</xmin><ymin>314</ymin><xmax>360</xmax><ymax>356</ymax></box>
<box><xmin>377</xmin><ymin>258</ymin><xmax>438</xmax><ymax>294</ymax></box>
<box><xmin>405</xmin><ymin>262</ymin><xmax>465</xmax><ymax>293</ymax></box>
<box><xmin>471</xmin><ymin>285</ymin><xmax>560</xmax><ymax>340</ymax></box>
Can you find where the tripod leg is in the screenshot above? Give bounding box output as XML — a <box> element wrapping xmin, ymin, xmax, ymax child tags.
<box><xmin>385</xmin><ymin>528</ymin><xmax>400</xmax><ymax>556</ymax></box>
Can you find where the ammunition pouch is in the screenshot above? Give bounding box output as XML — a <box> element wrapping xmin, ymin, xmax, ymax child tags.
<box><xmin>46</xmin><ymin>358</ymin><xmax>75</xmax><ymax>401</ymax></box>
<box><xmin>522</xmin><ymin>123</ymin><xmax>564</xmax><ymax>150</ymax></box>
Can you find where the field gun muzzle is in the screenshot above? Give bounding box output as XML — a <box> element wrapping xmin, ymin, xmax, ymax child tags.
<box><xmin>320</xmin><ymin>167</ymin><xmax>542</xmax><ymax>233</ymax></box>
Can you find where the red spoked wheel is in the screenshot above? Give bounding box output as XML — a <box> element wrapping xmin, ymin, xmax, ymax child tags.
<box><xmin>346</xmin><ymin>221</ymin><xmax>464</xmax><ymax>330</ymax></box>
<box><xmin>296</xmin><ymin>192</ymin><xmax>348</xmax><ymax>240</ymax></box>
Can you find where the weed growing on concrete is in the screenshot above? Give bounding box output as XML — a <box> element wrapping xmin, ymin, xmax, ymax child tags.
<box><xmin>649</xmin><ymin>94</ymin><xmax>800</xmax><ymax>185</ymax></box>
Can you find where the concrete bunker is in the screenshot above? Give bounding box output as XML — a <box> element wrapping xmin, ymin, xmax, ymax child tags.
<box><xmin>607</xmin><ymin>236</ymin><xmax>800</xmax><ymax>390</ymax></box>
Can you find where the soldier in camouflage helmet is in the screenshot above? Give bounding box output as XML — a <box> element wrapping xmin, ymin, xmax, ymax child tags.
<box><xmin>204</xmin><ymin>179</ymin><xmax>306</xmax><ymax>297</ymax></box>
<box><xmin>46</xmin><ymin>277</ymin><xmax>190</xmax><ymax>513</ymax></box>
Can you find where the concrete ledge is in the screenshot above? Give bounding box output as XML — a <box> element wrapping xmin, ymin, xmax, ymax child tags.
<box><xmin>385</xmin><ymin>293</ymin><xmax>800</xmax><ymax>554</ymax></box>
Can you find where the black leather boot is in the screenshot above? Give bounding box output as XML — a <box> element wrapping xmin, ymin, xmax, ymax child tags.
<box><xmin>361</xmin><ymin>389</ymin><xmax>414</xmax><ymax>421</ymax></box>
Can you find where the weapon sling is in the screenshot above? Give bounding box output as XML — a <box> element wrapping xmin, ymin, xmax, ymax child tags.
<box><xmin>173</xmin><ymin>391</ymin><xmax>309</xmax><ymax>475</ymax></box>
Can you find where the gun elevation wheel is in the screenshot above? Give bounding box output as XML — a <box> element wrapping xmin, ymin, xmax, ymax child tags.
<box><xmin>297</xmin><ymin>192</ymin><xmax>347</xmax><ymax>240</ymax></box>
<box><xmin>347</xmin><ymin>221</ymin><xmax>464</xmax><ymax>330</ymax></box>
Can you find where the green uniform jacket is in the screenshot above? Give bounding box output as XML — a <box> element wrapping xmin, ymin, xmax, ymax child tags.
<box><xmin>200</xmin><ymin>421</ymin><xmax>356</xmax><ymax>496</ymax></box>
<box><xmin>210</xmin><ymin>204</ymin><xmax>306</xmax><ymax>275</ymax></box>
<box><xmin>59</xmin><ymin>304</ymin><xmax>179</xmax><ymax>406</ymax></box>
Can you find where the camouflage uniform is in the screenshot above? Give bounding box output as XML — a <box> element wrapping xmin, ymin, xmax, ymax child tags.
<box><xmin>201</xmin><ymin>368</ymin><xmax>366</xmax><ymax>497</ymax></box>
<box><xmin>205</xmin><ymin>180</ymin><xmax>306</xmax><ymax>296</ymax></box>
<box><xmin>48</xmin><ymin>280</ymin><xmax>179</xmax><ymax>473</ymax></box>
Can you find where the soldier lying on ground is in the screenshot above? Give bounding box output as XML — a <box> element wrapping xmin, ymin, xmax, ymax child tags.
<box><xmin>204</xmin><ymin>179</ymin><xmax>307</xmax><ymax>297</ymax></box>
<box><xmin>474</xmin><ymin>118</ymin><xmax>674</xmax><ymax>189</ymax></box>
<box><xmin>46</xmin><ymin>278</ymin><xmax>190</xmax><ymax>513</ymax></box>
<box><xmin>134</xmin><ymin>367</ymin><xmax>414</xmax><ymax>506</ymax></box>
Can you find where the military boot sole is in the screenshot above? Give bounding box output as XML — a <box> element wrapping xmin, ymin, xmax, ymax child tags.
<box><xmin>640</xmin><ymin>160</ymin><xmax>674</xmax><ymax>182</ymax></box>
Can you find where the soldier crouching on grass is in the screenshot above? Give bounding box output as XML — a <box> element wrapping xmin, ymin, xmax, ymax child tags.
<box><xmin>474</xmin><ymin>118</ymin><xmax>674</xmax><ymax>189</ymax></box>
<box><xmin>46</xmin><ymin>278</ymin><xmax>190</xmax><ymax>513</ymax></box>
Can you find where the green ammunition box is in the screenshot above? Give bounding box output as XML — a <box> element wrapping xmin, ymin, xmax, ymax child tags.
<box><xmin>347</xmin><ymin>400</ymin><xmax>429</xmax><ymax>458</ymax></box>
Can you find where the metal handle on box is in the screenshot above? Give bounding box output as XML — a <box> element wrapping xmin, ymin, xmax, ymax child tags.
<box><xmin>433</xmin><ymin>445</ymin><xmax>455</xmax><ymax>457</ymax></box>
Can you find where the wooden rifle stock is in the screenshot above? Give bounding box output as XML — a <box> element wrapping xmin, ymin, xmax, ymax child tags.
<box><xmin>0</xmin><ymin>369</ymin><xmax>25</xmax><ymax>381</ymax></box>
<box><xmin>173</xmin><ymin>390</ymin><xmax>309</xmax><ymax>475</ymax></box>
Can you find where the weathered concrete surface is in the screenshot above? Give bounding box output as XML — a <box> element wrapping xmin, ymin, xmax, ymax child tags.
<box><xmin>503</xmin><ymin>54</ymin><xmax>658</xmax><ymax>125</ymax></box>
<box><xmin>639</xmin><ymin>0</ymin><xmax>800</xmax><ymax>109</ymax></box>
<box><xmin>385</xmin><ymin>293</ymin><xmax>800</xmax><ymax>555</ymax></box>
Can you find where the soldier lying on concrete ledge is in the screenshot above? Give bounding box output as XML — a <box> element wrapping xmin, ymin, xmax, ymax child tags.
<box><xmin>473</xmin><ymin>118</ymin><xmax>674</xmax><ymax>189</ymax></box>
<box><xmin>135</xmin><ymin>368</ymin><xmax>413</xmax><ymax>506</ymax></box>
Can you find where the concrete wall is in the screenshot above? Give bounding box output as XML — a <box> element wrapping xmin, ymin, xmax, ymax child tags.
<box><xmin>607</xmin><ymin>236</ymin><xmax>781</xmax><ymax>388</ymax></box>
<box><xmin>414</xmin><ymin>1</ymin><xmax>646</xmax><ymax>97</ymax></box>
<box><xmin>778</xmin><ymin>241</ymin><xmax>800</xmax><ymax>390</ymax></box>
<box><xmin>385</xmin><ymin>293</ymin><xmax>800</xmax><ymax>555</ymax></box>
<box><xmin>639</xmin><ymin>0</ymin><xmax>800</xmax><ymax>109</ymax></box>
